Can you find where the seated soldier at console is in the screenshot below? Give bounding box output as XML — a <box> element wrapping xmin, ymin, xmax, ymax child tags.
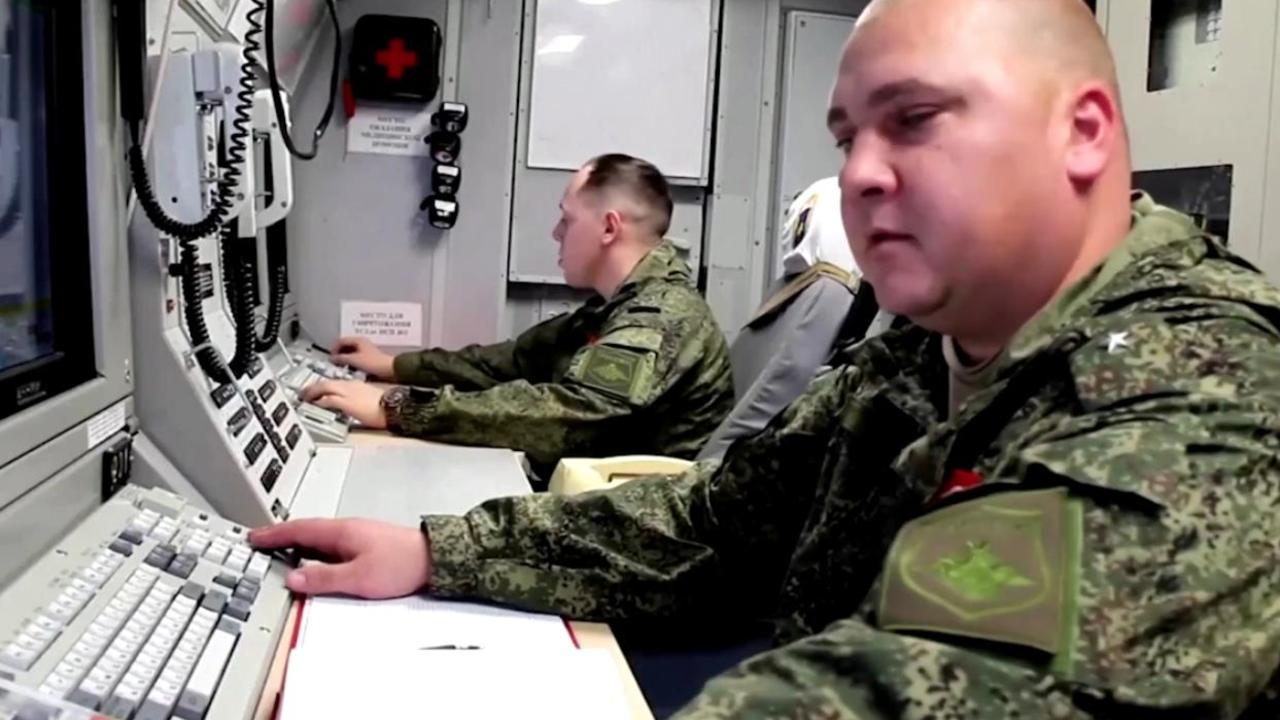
<box><xmin>257</xmin><ymin>1</ymin><xmax>1280</xmax><ymax>716</ymax></box>
<box><xmin>303</xmin><ymin>154</ymin><xmax>734</xmax><ymax>476</ymax></box>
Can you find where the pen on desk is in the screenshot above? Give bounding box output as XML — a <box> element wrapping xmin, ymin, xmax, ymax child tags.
<box><xmin>420</xmin><ymin>644</ymin><xmax>482</xmax><ymax>650</ymax></box>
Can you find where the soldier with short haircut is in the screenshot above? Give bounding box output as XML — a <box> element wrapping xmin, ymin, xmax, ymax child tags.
<box><xmin>256</xmin><ymin>1</ymin><xmax>1280</xmax><ymax>716</ymax></box>
<box><xmin>303</xmin><ymin>153</ymin><xmax>734</xmax><ymax>475</ymax></box>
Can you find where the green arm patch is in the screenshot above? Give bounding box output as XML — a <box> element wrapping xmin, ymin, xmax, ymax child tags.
<box><xmin>877</xmin><ymin>487</ymin><xmax>1081</xmax><ymax>660</ymax></box>
<box><xmin>570</xmin><ymin>344</ymin><xmax>655</xmax><ymax>404</ymax></box>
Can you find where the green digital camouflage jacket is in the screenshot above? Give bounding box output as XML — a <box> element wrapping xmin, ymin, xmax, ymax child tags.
<box><xmin>387</xmin><ymin>241</ymin><xmax>734</xmax><ymax>473</ymax></box>
<box><xmin>423</xmin><ymin>194</ymin><xmax>1280</xmax><ymax>718</ymax></box>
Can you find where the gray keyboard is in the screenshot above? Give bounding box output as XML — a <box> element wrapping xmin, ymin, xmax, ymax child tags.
<box><xmin>0</xmin><ymin>485</ymin><xmax>292</xmax><ymax>720</ymax></box>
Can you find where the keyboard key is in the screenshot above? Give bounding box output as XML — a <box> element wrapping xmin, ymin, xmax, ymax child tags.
<box><xmin>87</xmin><ymin>666</ymin><xmax>116</xmax><ymax>686</ymax></box>
<box><xmin>182</xmin><ymin>534</ymin><xmax>210</xmax><ymax>557</ymax></box>
<box><xmin>144</xmin><ymin>545</ymin><xmax>176</xmax><ymax>570</ymax></box>
<box><xmin>216</xmin><ymin>617</ymin><xmax>241</xmax><ymax>636</ymax></box>
<box><xmin>156</xmin><ymin>578</ymin><xmax>182</xmax><ymax>595</ymax></box>
<box><xmin>102</xmin><ymin>694</ymin><xmax>139</xmax><ymax>719</ymax></box>
<box><xmin>109</xmin><ymin>538</ymin><xmax>135</xmax><ymax>557</ymax></box>
<box><xmin>166</xmin><ymin>554</ymin><xmax>198</xmax><ymax>579</ymax></box>
<box><xmin>203</xmin><ymin>544</ymin><xmax>230</xmax><ymax>566</ymax></box>
<box><xmin>138</xmin><ymin>692</ymin><xmax>178</xmax><ymax>720</ymax></box>
<box><xmin>245</xmin><ymin>433</ymin><xmax>268</xmax><ymax>465</ymax></box>
<box><xmin>244</xmin><ymin>553</ymin><xmax>271</xmax><ymax>582</ymax></box>
<box><xmin>53</xmin><ymin>659</ymin><xmax>83</xmax><ymax>680</ymax></box>
<box><xmin>0</xmin><ymin>643</ymin><xmax>38</xmax><ymax>670</ymax></box>
<box><xmin>120</xmin><ymin>671</ymin><xmax>149</xmax><ymax>691</ymax></box>
<box><xmin>212</xmin><ymin>573</ymin><xmax>238</xmax><ymax>590</ymax></box>
<box><xmin>98</xmin><ymin>657</ymin><xmax>128</xmax><ymax>677</ymax></box>
<box><xmin>115</xmin><ymin>628</ymin><xmax>144</xmax><ymax>650</ymax></box>
<box><xmin>210</xmin><ymin>383</ymin><xmax>236</xmax><ymax>408</ymax></box>
<box><xmin>272</xmin><ymin>401</ymin><xmax>290</xmax><ymax>426</ymax></box>
<box><xmin>72</xmin><ymin>639</ymin><xmax>101</xmax><ymax>657</ymax></box>
<box><xmin>119</xmin><ymin>527</ymin><xmax>145</xmax><ymax>545</ymax></box>
<box><xmin>201</xmin><ymin>590</ymin><xmax>228</xmax><ymax>614</ymax></box>
<box><xmin>45</xmin><ymin>600</ymin><xmax>76</xmax><ymax>623</ymax></box>
<box><xmin>64</xmin><ymin>585</ymin><xmax>94</xmax><ymax>606</ymax></box>
<box><xmin>225</xmin><ymin>598</ymin><xmax>251</xmax><ymax>621</ymax></box>
<box><xmin>63</xmin><ymin>652</ymin><xmax>92</xmax><ymax>672</ymax></box>
<box><xmin>14</xmin><ymin>633</ymin><xmax>48</xmax><ymax>654</ymax></box>
<box><xmin>78</xmin><ymin>566</ymin><xmax>108</xmax><ymax>587</ymax></box>
<box><xmin>129</xmin><ymin>511</ymin><xmax>159</xmax><ymax>536</ymax></box>
<box><xmin>225</xmin><ymin>547</ymin><xmax>251</xmax><ymax>573</ymax></box>
<box><xmin>259</xmin><ymin>458</ymin><xmax>283</xmax><ymax>492</ymax></box>
<box><xmin>150</xmin><ymin>519</ymin><xmax>179</xmax><ymax>543</ymax></box>
<box><xmin>233</xmin><ymin>582</ymin><xmax>258</xmax><ymax>604</ymax></box>
<box><xmin>69</xmin><ymin>578</ymin><xmax>97</xmax><ymax>597</ymax></box>
<box><xmin>133</xmin><ymin>654</ymin><xmax>162</xmax><ymax>677</ymax></box>
<box><xmin>31</xmin><ymin>614</ymin><xmax>62</xmax><ymax>633</ymax></box>
<box><xmin>69</xmin><ymin>681</ymin><xmax>109</xmax><ymax>710</ymax></box>
<box><xmin>170</xmin><ymin>647</ymin><xmax>197</xmax><ymax>668</ymax></box>
<box><xmin>86</xmin><ymin>623</ymin><xmax>114</xmax><ymax>645</ymax></box>
<box><xmin>101</xmin><ymin>647</ymin><xmax>131</xmax><ymax>666</ymax></box>
<box><xmin>37</xmin><ymin>682</ymin><xmax>65</xmax><ymax>699</ymax></box>
<box><xmin>24</xmin><ymin>623</ymin><xmax>58</xmax><ymax>644</ymax></box>
<box><xmin>174</xmin><ymin>626</ymin><xmax>237</xmax><ymax>720</ymax></box>
<box><xmin>42</xmin><ymin>672</ymin><xmax>73</xmax><ymax>693</ymax></box>
<box><xmin>177</xmin><ymin>581</ymin><xmax>203</xmax><ymax>601</ymax></box>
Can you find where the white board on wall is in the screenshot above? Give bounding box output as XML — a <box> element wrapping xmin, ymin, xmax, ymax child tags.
<box><xmin>526</xmin><ymin>0</ymin><xmax>714</xmax><ymax>180</ymax></box>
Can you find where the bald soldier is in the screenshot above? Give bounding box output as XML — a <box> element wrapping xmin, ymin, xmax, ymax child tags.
<box><xmin>302</xmin><ymin>154</ymin><xmax>733</xmax><ymax>474</ymax></box>
<box><xmin>253</xmin><ymin>1</ymin><xmax>1280</xmax><ymax>717</ymax></box>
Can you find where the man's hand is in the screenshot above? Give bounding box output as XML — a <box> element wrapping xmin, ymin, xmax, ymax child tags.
<box><xmin>331</xmin><ymin>336</ymin><xmax>396</xmax><ymax>379</ymax></box>
<box><xmin>248</xmin><ymin>518</ymin><xmax>432</xmax><ymax>598</ymax></box>
<box><xmin>302</xmin><ymin>380</ymin><xmax>389</xmax><ymax>429</ymax></box>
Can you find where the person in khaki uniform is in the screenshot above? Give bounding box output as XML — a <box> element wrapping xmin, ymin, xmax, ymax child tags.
<box><xmin>254</xmin><ymin>1</ymin><xmax>1280</xmax><ymax>717</ymax></box>
<box><xmin>302</xmin><ymin>154</ymin><xmax>733</xmax><ymax>475</ymax></box>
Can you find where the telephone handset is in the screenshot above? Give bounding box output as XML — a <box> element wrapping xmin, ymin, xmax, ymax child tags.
<box><xmin>253</xmin><ymin>89</ymin><xmax>294</xmax><ymax>229</ymax></box>
<box><xmin>548</xmin><ymin>456</ymin><xmax>695</xmax><ymax>496</ymax></box>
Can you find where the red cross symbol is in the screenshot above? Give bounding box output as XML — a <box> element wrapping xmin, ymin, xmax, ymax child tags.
<box><xmin>375</xmin><ymin>38</ymin><xmax>418</xmax><ymax>80</ymax></box>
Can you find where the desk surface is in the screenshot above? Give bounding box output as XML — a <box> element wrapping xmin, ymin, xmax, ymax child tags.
<box><xmin>253</xmin><ymin>429</ymin><xmax>654</xmax><ymax>719</ymax></box>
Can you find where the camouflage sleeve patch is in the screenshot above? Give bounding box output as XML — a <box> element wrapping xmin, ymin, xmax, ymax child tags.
<box><xmin>877</xmin><ymin>487</ymin><xmax>1081</xmax><ymax>662</ymax></box>
<box><xmin>568</xmin><ymin>344</ymin><xmax>655</xmax><ymax>404</ymax></box>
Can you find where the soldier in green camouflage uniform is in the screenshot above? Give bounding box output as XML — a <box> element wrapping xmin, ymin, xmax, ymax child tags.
<box><xmin>384</xmin><ymin>239</ymin><xmax>733</xmax><ymax>472</ymax></box>
<box><xmin>255</xmin><ymin>0</ymin><xmax>1280</xmax><ymax>716</ymax></box>
<box><xmin>303</xmin><ymin>155</ymin><xmax>733</xmax><ymax>472</ymax></box>
<box><xmin>420</xmin><ymin>194</ymin><xmax>1280</xmax><ymax>717</ymax></box>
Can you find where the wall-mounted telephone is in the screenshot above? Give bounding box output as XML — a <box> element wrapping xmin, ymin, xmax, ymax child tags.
<box><xmin>548</xmin><ymin>456</ymin><xmax>694</xmax><ymax>496</ymax></box>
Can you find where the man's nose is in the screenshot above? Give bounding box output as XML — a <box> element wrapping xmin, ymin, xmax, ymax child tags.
<box><xmin>841</xmin><ymin>134</ymin><xmax>897</xmax><ymax>200</ymax></box>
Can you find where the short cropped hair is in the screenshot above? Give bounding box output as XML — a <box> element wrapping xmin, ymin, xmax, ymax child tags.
<box><xmin>581</xmin><ymin>153</ymin><xmax>674</xmax><ymax>237</ymax></box>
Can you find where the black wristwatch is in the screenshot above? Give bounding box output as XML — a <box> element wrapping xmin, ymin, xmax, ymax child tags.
<box><xmin>380</xmin><ymin>385</ymin><xmax>413</xmax><ymax>430</ymax></box>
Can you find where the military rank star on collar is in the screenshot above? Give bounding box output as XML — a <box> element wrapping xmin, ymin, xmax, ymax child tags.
<box><xmin>1106</xmin><ymin>331</ymin><xmax>1131</xmax><ymax>354</ymax></box>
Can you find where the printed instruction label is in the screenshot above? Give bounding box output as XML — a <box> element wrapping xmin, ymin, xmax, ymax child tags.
<box><xmin>87</xmin><ymin>401</ymin><xmax>127</xmax><ymax>450</ymax></box>
<box><xmin>340</xmin><ymin>301</ymin><xmax>423</xmax><ymax>347</ymax></box>
<box><xmin>347</xmin><ymin>105</ymin><xmax>432</xmax><ymax>157</ymax></box>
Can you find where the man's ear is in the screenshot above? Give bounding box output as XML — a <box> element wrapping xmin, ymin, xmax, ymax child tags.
<box><xmin>1065</xmin><ymin>83</ymin><xmax>1119</xmax><ymax>187</ymax></box>
<box><xmin>601</xmin><ymin>209</ymin><xmax>624</xmax><ymax>246</ymax></box>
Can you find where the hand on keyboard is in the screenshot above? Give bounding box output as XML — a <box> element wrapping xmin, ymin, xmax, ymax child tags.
<box><xmin>329</xmin><ymin>336</ymin><xmax>395</xmax><ymax>380</ymax></box>
<box><xmin>299</xmin><ymin>380</ymin><xmax>389</xmax><ymax>430</ymax></box>
<box><xmin>248</xmin><ymin>519</ymin><xmax>431</xmax><ymax>599</ymax></box>
<box><xmin>0</xmin><ymin>487</ymin><xmax>292</xmax><ymax>719</ymax></box>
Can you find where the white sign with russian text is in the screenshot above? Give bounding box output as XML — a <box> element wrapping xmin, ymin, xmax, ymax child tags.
<box><xmin>346</xmin><ymin>104</ymin><xmax>432</xmax><ymax>157</ymax></box>
<box><xmin>340</xmin><ymin>301</ymin><xmax>423</xmax><ymax>347</ymax></box>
